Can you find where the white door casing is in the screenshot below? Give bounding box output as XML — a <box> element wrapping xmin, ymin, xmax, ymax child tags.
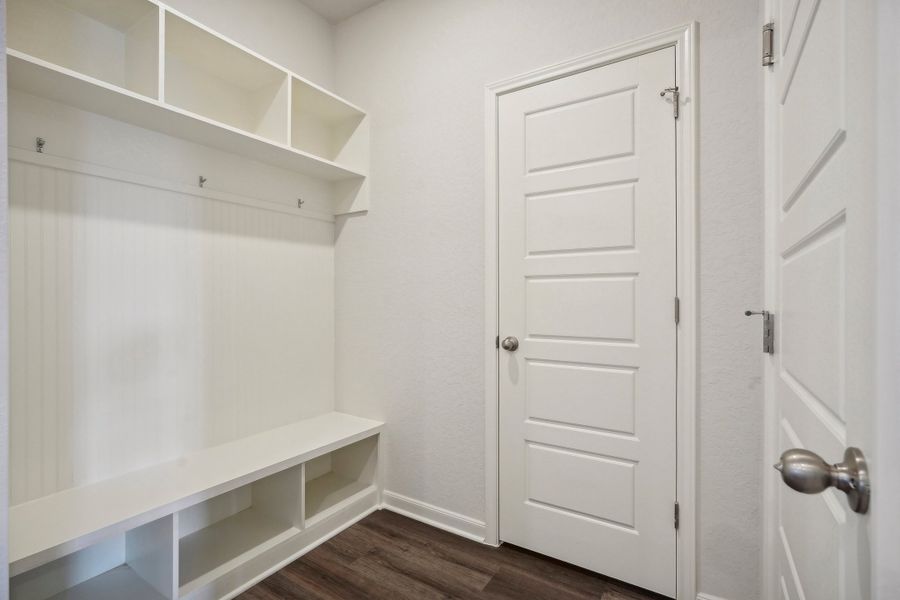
<box><xmin>498</xmin><ymin>47</ymin><xmax>677</xmax><ymax>597</ymax></box>
<box><xmin>763</xmin><ymin>1</ymin><xmax>877</xmax><ymax>599</ymax></box>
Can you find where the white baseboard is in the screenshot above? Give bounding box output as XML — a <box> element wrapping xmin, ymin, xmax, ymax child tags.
<box><xmin>380</xmin><ymin>490</ymin><xmax>487</xmax><ymax>543</ymax></box>
<box><xmin>696</xmin><ymin>594</ymin><xmax>731</xmax><ymax>600</ymax></box>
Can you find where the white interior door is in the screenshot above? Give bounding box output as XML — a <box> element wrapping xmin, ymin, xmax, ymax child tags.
<box><xmin>766</xmin><ymin>0</ymin><xmax>876</xmax><ymax>598</ymax></box>
<box><xmin>498</xmin><ymin>47</ymin><xmax>677</xmax><ymax>597</ymax></box>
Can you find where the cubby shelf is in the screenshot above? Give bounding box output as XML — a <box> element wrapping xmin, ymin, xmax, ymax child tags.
<box><xmin>6</xmin><ymin>0</ymin><xmax>370</xmax><ymax>213</ymax></box>
<box><xmin>305</xmin><ymin>436</ymin><xmax>379</xmax><ymax>525</ymax></box>
<box><xmin>178</xmin><ymin>509</ymin><xmax>299</xmax><ymax>596</ymax></box>
<box><xmin>177</xmin><ymin>464</ymin><xmax>305</xmax><ymax>596</ymax></box>
<box><xmin>7</xmin><ymin>0</ymin><xmax>160</xmax><ymax>99</ymax></box>
<box><xmin>306</xmin><ymin>474</ymin><xmax>374</xmax><ymax>524</ymax></box>
<box><xmin>164</xmin><ymin>12</ymin><xmax>290</xmax><ymax>144</ymax></box>
<box><xmin>46</xmin><ymin>565</ymin><xmax>167</xmax><ymax>600</ymax></box>
<box><xmin>12</xmin><ymin>516</ymin><xmax>178</xmax><ymax>600</ymax></box>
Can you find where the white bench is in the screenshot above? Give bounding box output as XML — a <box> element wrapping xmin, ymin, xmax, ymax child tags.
<box><xmin>10</xmin><ymin>412</ymin><xmax>383</xmax><ymax>600</ymax></box>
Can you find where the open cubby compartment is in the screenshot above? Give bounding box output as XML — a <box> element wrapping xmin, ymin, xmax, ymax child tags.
<box><xmin>10</xmin><ymin>515</ymin><xmax>177</xmax><ymax>600</ymax></box>
<box><xmin>304</xmin><ymin>435</ymin><xmax>379</xmax><ymax>525</ymax></box>
<box><xmin>6</xmin><ymin>0</ymin><xmax>160</xmax><ymax>98</ymax></box>
<box><xmin>164</xmin><ymin>12</ymin><xmax>290</xmax><ymax>143</ymax></box>
<box><xmin>177</xmin><ymin>465</ymin><xmax>302</xmax><ymax>596</ymax></box>
<box><xmin>291</xmin><ymin>77</ymin><xmax>367</xmax><ymax>165</ymax></box>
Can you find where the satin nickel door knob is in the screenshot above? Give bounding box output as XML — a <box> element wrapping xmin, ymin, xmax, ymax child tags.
<box><xmin>501</xmin><ymin>336</ymin><xmax>519</xmax><ymax>351</ymax></box>
<box><xmin>774</xmin><ymin>447</ymin><xmax>870</xmax><ymax>514</ymax></box>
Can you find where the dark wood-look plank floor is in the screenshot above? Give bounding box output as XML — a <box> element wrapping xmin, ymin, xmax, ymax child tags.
<box><xmin>238</xmin><ymin>510</ymin><xmax>671</xmax><ymax>600</ymax></box>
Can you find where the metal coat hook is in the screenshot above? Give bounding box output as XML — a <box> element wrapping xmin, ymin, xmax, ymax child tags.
<box><xmin>199</xmin><ymin>176</ymin><xmax>207</xmax><ymax>188</ymax></box>
<box><xmin>36</xmin><ymin>137</ymin><xmax>46</xmax><ymax>153</ymax></box>
<box><xmin>297</xmin><ymin>198</ymin><xmax>305</xmax><ymax>209</ymax></box>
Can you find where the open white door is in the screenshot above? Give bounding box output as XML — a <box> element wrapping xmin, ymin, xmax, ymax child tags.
<box><xmin>498</xmin><ymin>47</ymin><xmax>677</xmax><ymax>597</ymax></box>
<box><xmin>764</xmin><ymin>1</ymin><xmax>877</xmax><ymax>598</ymax></box>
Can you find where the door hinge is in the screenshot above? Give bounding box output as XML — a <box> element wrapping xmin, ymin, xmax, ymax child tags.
<box><xmin>674</xmin><ymin>297</ymin><xmax>681</xmax><ymax>325</ymax></box>
<box><xmin>495</xmin><ymin>335</ymin><xmax>500</xmax><ymax>349</ymax></box>
<box><xmin>762</xmin><ymin>22</ymin><xmax>775</xmax><ymax>66</ymax></box>
<box><xmin>674</xmin><ymin>501</ymin><xmax>680</xmax><ymax>530</ymax></box>
<box><xmin>659</xmin><ymin>87</ymin><xmax>679</xmax><ymax>119</ymax></box>
<box><xmin>744</xmin><ymin>310</ymin><xmax>775</xmax><ymax>354</ymax></box>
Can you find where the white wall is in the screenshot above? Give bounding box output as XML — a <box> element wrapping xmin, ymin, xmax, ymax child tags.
<box><xmin>874</xmin><ymin>0</ymin><xmax>900</xmax><ymax>596</ymax></box>
<box><xmin>332</xmin><ymin>2</ymin><xmax>763</xmax><ymax>599</ymax></box>
<box><xmin>7</xmin><ymin>1</ymin><xmax>338</xmax><ymax>503</ymax></box>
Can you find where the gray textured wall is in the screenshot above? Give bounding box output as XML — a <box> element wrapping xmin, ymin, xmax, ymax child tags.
<box><xmin>333</xmin><ymin>2</ymin><xmax>764</xmax><ymax>598</ymax></box>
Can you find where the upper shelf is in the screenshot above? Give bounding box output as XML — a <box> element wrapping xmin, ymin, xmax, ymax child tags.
<box><xmin>5</xmin><ymin>0</ymin><xmax>369</xmax><ymax>186</ymax></box>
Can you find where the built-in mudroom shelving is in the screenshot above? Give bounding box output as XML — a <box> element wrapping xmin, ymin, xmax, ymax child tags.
<box><xmin>6</xmin><ymin>2</ymin><xmax>380</xmax><ymax>598</ymax></box>
<box><xmin>6</xmin><ymin>0</ymin><xmax>369</xmax><ymax>214</ymax></box>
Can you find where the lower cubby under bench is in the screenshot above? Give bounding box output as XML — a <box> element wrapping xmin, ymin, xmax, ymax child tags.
<box><xmin>9</xmin><ymin>412</ymin><xmax>383</xmax><ymax>600</ymax></box>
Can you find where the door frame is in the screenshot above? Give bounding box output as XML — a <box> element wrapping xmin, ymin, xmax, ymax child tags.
<box><xmin>483</xmin><ymin>23</ymin><xmax>699</xmax><ymax>600</ymax></box>
<box><xmin>874</xmin><ymin>2</ymin><xmax>900</xmax><ymax>596</ymax></box>
<box><xmin>760</xmin><ymin>3</ymin><xmax>780</xmax><ymax>597</ymax></box>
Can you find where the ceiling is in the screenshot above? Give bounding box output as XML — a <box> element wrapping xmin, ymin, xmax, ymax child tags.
<box><xmin>299</xmin><ymin>0</ymin><xmax>382</xmax><ymax>23</ymax></box>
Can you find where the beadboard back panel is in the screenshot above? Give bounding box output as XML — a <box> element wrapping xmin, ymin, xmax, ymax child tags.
<box><xmin>10</xmin><ymin>157</ymin><xmax>335</xmax><ymax>504</ymax></box>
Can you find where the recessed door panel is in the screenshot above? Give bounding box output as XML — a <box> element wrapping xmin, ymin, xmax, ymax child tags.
<box><xmin>525</xmin><ymin>90</ymin><xmax>635</xmax><ymax>173</ymax></box>
<box><xmin>779</xmin><ymin>0</ymin><xmax>845</xmax><ymax>208</ymax></box>
<box><xmin>526</xmin><ymin>443</ymin><xmax>635</xmax><ymax>527</ymax></box>
<box><xmin>526</xmin><ymin>361</ymin><xmax>636</xmax><ymax>434</ymax></box>
<box><xmin>525</xmin><ymin>185</ymin><xmax>635</xmax><ymax>255</ymax></box>
<box><xmin>781</xmin><ymin>225</ymin><xmax>844</xmax><ymax>419</ymax></box>
<box><xmin>526</xmin><ymin>277</ymin><xmax>635</xmax><ymax>340</ymax></box>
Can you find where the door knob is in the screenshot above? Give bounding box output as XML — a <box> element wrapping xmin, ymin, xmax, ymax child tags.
<box><xmin>774</xmin><ymin>447</ymin><xmax>870</xmax><ymax>514</ymax></box>
<box><xmin>501</xmin><ymin>336</ymin><xmax>519</xmax><ymax>351</ymax></box>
